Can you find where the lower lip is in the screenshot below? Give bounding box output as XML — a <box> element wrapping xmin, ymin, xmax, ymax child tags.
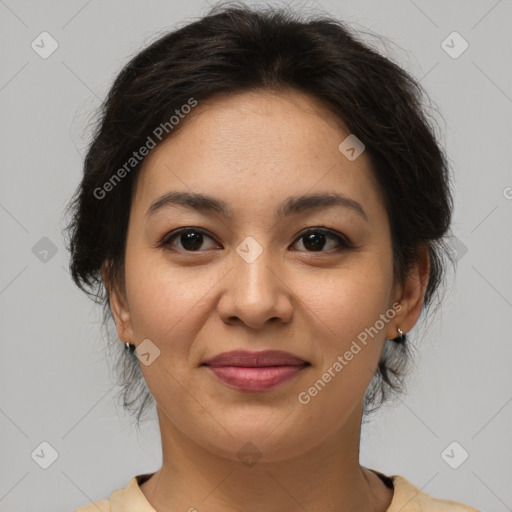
<box><xmin>205</xmin><ymin>365</ymin><xmax>307</xmax><ymax>392</ymax></box>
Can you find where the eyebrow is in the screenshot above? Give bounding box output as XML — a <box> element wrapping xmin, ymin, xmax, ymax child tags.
<box><xmin>146</xmin><ymin>190</ymin><xmax>369</xmax><ymax>222</ymax></box>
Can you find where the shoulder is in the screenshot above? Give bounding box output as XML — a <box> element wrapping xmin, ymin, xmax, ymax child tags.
<box><xmin>72</xmin><ymin>498</ymin><xmax>110</xmax><ymax>512</ymax></box>
<box><xmin>389</xmin><ymin>475</ymin><xmax>480</xmax><ymax>512</ymax></box>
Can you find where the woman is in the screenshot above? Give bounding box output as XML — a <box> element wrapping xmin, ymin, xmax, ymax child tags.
<box><xmin>66</xmin><ymin>3</ymin><xmax>479</xmax><ymax>511</ymax></box>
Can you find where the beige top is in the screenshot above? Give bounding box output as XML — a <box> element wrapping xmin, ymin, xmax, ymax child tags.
<box><xmin>73</xmin><ymin>470</ymin><xmax>480</xmax><ymax>511</ymax></box>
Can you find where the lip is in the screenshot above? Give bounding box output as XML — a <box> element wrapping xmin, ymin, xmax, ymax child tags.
<box><xmin>202</xmin><ymin>349</ymin><xmax>307</xmax><ymax>367</ymax></box>
<box><xmin>202</xmin><ymin>350</ymin><xmax>310</xmax><ymax>392</ymax></box>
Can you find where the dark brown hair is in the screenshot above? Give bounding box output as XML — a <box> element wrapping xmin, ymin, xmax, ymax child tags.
<box><xmin>63</xmin><ymin>2</ymin><xmax>454</xmax><ymax>428</ymax></box>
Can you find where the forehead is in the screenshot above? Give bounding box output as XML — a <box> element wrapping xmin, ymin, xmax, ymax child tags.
<box><xmin>131</xmin><ymin>89</ymin><xmax>385</xmax><ymax>224</ymax></box>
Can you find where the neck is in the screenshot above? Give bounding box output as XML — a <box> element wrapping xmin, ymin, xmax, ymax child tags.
<box><xmin>139</xmin><ymin>401</ymin><xmax>393</xmax><ymax>512</ymax></box>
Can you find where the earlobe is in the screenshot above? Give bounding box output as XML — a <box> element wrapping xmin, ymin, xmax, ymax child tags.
<box><xmin>101</xmin><ymin>262</ymin><xmax>135</xmax><ymax>345</ymax></box>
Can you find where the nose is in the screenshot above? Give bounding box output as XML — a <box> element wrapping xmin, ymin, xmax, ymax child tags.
<box><xmin>216</xmin><ymin>241</ymin><xmax>294</xmax><ymax>329</ymax></box>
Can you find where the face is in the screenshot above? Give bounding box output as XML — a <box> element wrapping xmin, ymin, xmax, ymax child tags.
<box><xmin>108</xmin><ymin>89</ymin><xmax>427</xmax><ymax>462</ymax></box>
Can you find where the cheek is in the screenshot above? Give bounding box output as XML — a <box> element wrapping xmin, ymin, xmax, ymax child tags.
<box><xmin>123</xmin><ymin>246</ymin><xmax>225</xmax><ymax>357</ymax></box>
<box><xmin>125</xmin><ymin>264</ymin><xmax>198</xmax><ymax>342</ymax></box>
<box><xmin>122</xmin><ymin>257</ymin><xmax>211</xmax><ymax>398</ymax></box>
<box><xmin>295</xmin><ymin>259</ymin><xmax>393</xmax><ymax>391</ymax></box>
<box><xmin>296</xmin><ymin>260</ymin><xmax>393</xmax><ymax>340</ymax></box>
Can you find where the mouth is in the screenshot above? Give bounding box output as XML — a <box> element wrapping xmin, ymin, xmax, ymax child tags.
<box><xmin>202</xmin><ymin>349</ymin><xmax>309</xmax><ymax>367</ymax></box>
<box><xmin>201</xmin><ymin>350</ymin><xmax>310</xmax><ymax>392</ymax></box>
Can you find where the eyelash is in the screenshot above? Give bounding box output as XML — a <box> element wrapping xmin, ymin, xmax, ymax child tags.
<box><xmin>160</xmin><ymin>226</ymin><xmax>354</xmax><ymax>254</ymax></box>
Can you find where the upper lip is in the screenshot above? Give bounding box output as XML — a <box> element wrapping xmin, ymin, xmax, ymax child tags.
<box><xmin>202</xmin><ymin>350</ymin><xmax>308</xmax><ymax>367</ymax></box>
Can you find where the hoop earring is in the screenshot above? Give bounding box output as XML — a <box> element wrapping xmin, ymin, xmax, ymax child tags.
<box><xmin>391</xmin><ymin>327</ymin><xmax>406</xmax><ymax>344</ymax></box>
<box><xmin>125</xmin><ymin>342</ymin><xmax>136</xmax><ymax>353</ymax></box>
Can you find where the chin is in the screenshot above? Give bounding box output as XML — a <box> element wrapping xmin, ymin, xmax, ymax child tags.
<box><xmin>194</xmin><ymin>420</ymin><xmax>321</xmax><ymax>464</ymax></box>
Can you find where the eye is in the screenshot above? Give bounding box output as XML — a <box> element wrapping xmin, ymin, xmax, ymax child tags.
<box><xmin>291</xmin><ymin>227</ymin><xmax>353</xmax><ymax>253</ymax></box>
<box><xmin>161</xmin><ymin>226</ymin><xmax>353</xmax><ymax>253</ymax></box>
<box><xmin>161</xmin><ymin>227</ymin><xmax>219</xmax><ymax>252</ymax></box>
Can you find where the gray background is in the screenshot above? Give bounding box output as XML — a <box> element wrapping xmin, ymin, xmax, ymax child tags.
<box><xmin>1</xmin><ymin>0</ymin><xmax>511</xmax><ymax>510</ymax></box>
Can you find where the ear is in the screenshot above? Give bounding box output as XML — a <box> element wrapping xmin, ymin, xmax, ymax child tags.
<box><xmin>388</xmin><ymin>244</ymin><xmax>430</xmax><ymax>338</ymax></box>
<box><xmin>102</xmin><ymin>262</ymin><xmax>135</xmax><ymax>345</ymax></box>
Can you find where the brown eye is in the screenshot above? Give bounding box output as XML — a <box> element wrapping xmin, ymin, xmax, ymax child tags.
<box><xmin>161</xmin><ymin>226</ymin><xmax>353</xmax><ymax>254</ymax></box>
<box><xmin>163</xmin><ymin>228</ymin><xmax>218</xmax><ymax>252</ymax></box>
<box><xmin>292</xmin><ymin>228</ymin><xmax>353</xmax><ymax>253</ymax></box>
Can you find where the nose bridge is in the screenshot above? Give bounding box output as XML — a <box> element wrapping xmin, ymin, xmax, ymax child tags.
<box><xmin>233</xmin><ymin>234</ymin><xmax>277</xmax><ymax>302</ymax></box>
<box><xmin>217</xmin><ymin>233</ymin><xmax>292</xmax><ymax>327</ymax></box>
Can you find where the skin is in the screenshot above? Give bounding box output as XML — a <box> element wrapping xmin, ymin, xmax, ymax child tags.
<box><xmin>106</xmin><ymin>89</ymin><xmax>430</xmax><ymax>512</ymax></box>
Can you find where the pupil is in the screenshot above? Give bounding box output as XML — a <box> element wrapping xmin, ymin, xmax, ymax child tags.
<box><xmin>182</xmin><ymin>231</ymin><xmax>203</xmax><ymax>251</ymax></box>
<box><xmin>304</xmin><ymin>233</ymin><xmax>326</xmax><ymax>251</ymax></box>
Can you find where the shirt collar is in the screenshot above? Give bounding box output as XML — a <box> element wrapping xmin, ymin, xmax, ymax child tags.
<box><xmin>110</xmin><ymin>473</ymin><xmax>157</xmax><ymax>512</ymax></box>
<box><xmin>108</xmin><ymin>471</ymin><xmax>427</xmax><ymax>512</ymax></box>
